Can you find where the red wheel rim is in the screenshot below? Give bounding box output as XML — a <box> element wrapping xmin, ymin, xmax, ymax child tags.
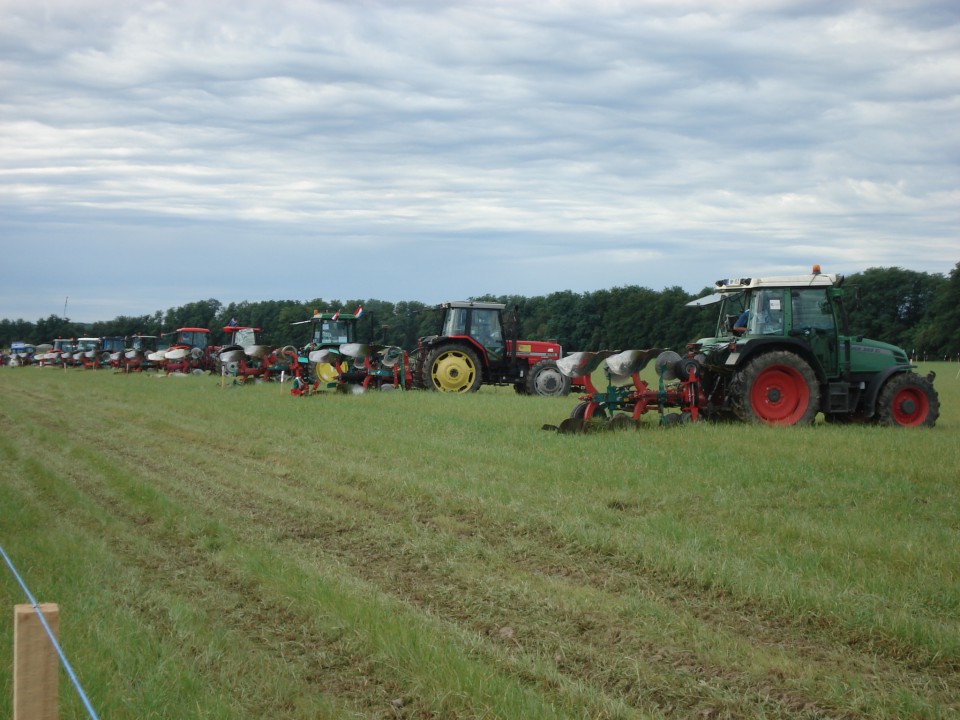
<box><xmin>749</xmin><ymin>365</ymin><xmax>810</xmax><ymax>424</ymax></box>
<box><xmin>890</xmin><ymin>386</ymin><xmax>929</xmax><ymax>426</ymax></box>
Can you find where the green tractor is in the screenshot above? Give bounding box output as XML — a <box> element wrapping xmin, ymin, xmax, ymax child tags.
<box><xmin>553</xmin><ymin>266</ymin><xmax>939</xmax><ymax>429</ymax></box>
<box><xmin>688</xmin><ymin>267</ymin><xmax>939</xmax><ymax>426</ymax></box>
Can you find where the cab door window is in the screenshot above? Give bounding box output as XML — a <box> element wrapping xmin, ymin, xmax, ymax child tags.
<box><xmin>748</xmin><ymin>290</ymin><xmax>785</xmax><ymax>335</ymax></box>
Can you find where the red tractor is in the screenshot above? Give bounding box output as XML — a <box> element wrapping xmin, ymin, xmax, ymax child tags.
<box><xmin>162</xmin><ymin>328</ymin><xmax>214</xmax><ymax>374</ymax></box>
<box><xmin>414</xmin><ymin>301</ymin><xmax>571</xmax><ymax>396</ymax></box>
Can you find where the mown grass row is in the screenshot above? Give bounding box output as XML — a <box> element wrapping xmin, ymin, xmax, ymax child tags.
<box><xmin>1</xmin><ymin>365</ymin><xmax>958</xmax><ymax>718</ymax></box>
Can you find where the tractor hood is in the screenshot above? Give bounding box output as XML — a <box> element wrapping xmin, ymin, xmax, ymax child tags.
<box><xmin>849</xmin><ymin>337</ymin><xmax>910</xmax><ymax>372</ymax></box>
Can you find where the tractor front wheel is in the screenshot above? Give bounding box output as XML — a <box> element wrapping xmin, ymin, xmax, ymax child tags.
<box><xmin>876</xmin><ymin>373</ymin><xmax>939</xmax><ymax>427</ymax></box>
<box><xmin>311</xmin><ymin>360</ymin><xmax>344</xmax><ymax>387</ymax></box>
<box><xmin>526</xmin><ymin>359</ymin><xmax>571</xmax><ymax>397</ymax></box>
<box><xmin>424</xmin><ymin>345</ymin><xmax>482</xmax><ymax>393</ymax></box>
<box><xmin>733</xmin><ymin>351</ymin><xmax>819</xmax><ymax>426</ymax></box>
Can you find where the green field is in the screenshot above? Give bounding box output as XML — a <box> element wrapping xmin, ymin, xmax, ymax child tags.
<box><xmin>1</xmin><ymin>365</ymin><xmax>958</xmax><ymax>719</ymax></box>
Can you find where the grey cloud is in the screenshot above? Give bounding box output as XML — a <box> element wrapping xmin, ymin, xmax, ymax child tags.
<box><xmin>1</xmin><ymin>0</ymin><xmax>957</xmax><ymax>322</ymax></box>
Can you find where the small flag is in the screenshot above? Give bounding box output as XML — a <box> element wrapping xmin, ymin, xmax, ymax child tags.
<box><xmin>354</xmin><ymin>305</ymin><xmax>363</xmax><ymax>318</ymax></box>
<box><xmin>332</xmin><ymin>310</ymin><xmax>340</xmax><ymax>321</ymax></box>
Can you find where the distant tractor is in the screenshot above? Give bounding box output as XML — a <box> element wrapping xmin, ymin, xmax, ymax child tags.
<box><xmin>7</xmin><ymin>342</ymin><xmax>35</xmax><ymax>367</ymax></box>
<box><xmin>414</xmin><ymin>301</ymin><xmax>571</xmax><ymax>396</ymax></box>
<box><xmin>73</xmin><ymin>337</ymin><xmax>103</xmax><ymax>369</ymax></box>
<box><xmin>290</xmin><ymin>309</ymin><xmax>362</xmax><ymax>389</ymax></box>
<box><xmin>101</xmin><ymin>336</ymin><xmax>126</xmax><ymax>368</ymax></box>
<box><xmin>163</xmin><ymin>327</ymin><xmax>214</xmax><ymax>374</ymax></box>
<box><xmin>215</xmin><ymin>325</ymin><xmax>293</xmax><ymax>382</ymax></box>
<box><xmin>554</xmin><ymin>267</ymin><xmax>939</xmax><ymax>429</ymax></box>
<box><xmin>36</xmin><ymin>338</ymin><xmax>73</xmax><ymax>367</ymax></box>
<box><xmin>121</xmin><ymin>335</ymin><xmax>165</xmax><ymax>372</ymax></box>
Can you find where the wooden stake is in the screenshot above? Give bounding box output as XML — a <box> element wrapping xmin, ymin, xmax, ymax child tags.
<box><xmin>14</xmin><ymin>603</ymin><xmax>59</xmax><ymax>720</ymax></box>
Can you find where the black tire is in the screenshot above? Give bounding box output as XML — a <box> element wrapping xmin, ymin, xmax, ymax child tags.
<box><xmin>423</xmin><ymin>344</ymin><xmax>482</xmax><ymax>393</ymax></box>
<box><xmin>876</xmin><ymin>373</ymin><xmax>939</xmax><ymax>427</ymax></box>
<box><xmin>570</xmin><ymin>400</ymin><xmax>607</xmax><ymax>421</ymax></box>
<box><xmin>526</xmin><ymin>359</ymin><xmax>572</xmax><ymax>397</ymax></box>
<box><xmin>731</xmin><ymin>351</ymin><xmax>819</xmax><ymax>426</ymax></box>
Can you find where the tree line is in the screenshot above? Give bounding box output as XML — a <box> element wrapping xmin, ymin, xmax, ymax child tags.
<box><xmin>3</xmin><ymin>264</ymin><xmax>958</xmax><ymax>359</ymax></box>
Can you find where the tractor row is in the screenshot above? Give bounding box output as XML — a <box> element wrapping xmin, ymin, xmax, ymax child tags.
<box><xmin>289</xmin><ymin>302</ymin><xmax>571</xmax><ymax>397</ymax></box>
<box><xmin>8</xmin><ymin>268</ymin><xmax>942</xmax><ymax>428</ymax></box>
<box><xmin>11</xmin><ymin>301</ymin><xmax>575</xmax><ymax>398</ymax></box>
<box><xmin>549</xmin><ymin>267</ymin><xmax>939</xmax><ymax>430</ymax></box>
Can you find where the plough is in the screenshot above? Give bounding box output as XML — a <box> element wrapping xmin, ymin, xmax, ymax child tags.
<box><xmin>291</xmin><ymin>343</ymin><xmax>412</xmax><ymax>395</ymax></box>
<box><xmin>546</xmin><ymin>348</ymin><xmax>704</xmax><ymax>433</ymax></box>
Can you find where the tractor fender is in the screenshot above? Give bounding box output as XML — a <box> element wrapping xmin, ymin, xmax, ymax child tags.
<box><xmin>425</xmin><ymin>335</ymin><xmax>491</xmax><ymax>366</ymax></box>
<box><xmin>727</xmin><ymin>339</ymin><xmax>825</xmax><ymax>381</ymax></box>
<box><xmin>861</xmin><ymin>364</ymin><xmax>914</xmax><ymax>419</ymax></box>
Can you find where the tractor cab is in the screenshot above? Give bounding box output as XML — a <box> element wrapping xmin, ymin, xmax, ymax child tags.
<box><xmin>128</xmin><ymin>335</ymin><xmax>162</xmax><ymax>353</ymax></box>
<box><xmin>101</xmin><ymin>336</ymin><xmax>125</xmax><ymax>353</ymax></box>
<box><xmin>170</xmin><ymin>328</ymin><xmax>210</xmax><ymax>350</ymax></box>
<box><xmin>309</xmin><ymin>313</ymin><xmax>357</xmax><ymax>347</ymax></box>
<box><xmin>696</xmin><ymin>272</ymin><xmax>849</xmax><ymax>380</ymax></box>
<box><xmin>76</xmin><ymin>337</ymin><xmax>101</xmax><ymax>353</ymax></box>
<box><xmin>439</xmin><ymin>302</ymin><xmax>505</xmax><ymax>362</ymax></box>
<box><xmin>223</xmin><ymin>326</ymin><xmax>261</xmax><ymax>349</ymax></box>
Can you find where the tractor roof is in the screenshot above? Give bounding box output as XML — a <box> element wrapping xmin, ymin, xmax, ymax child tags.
<box><xmin>439</xmin><ymin>301</ymin><xmax>505</xmax><ymax>311</ymax></box>
<box><xmin>688</xmin><ymin>268</ymin><xmax>841</xmax><ymax>307</ymax></box>
<box><xmin>714</xmin><ymin>271</ymin><xmax>841</xmax><ymax>293</ymax></box>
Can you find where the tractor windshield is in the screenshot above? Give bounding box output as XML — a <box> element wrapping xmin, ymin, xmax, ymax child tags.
<box><xmin>177</xmin><ymin>331</ymin><xmax>209</xmax><ymax>349</ymax></box>
<box><xmin>232</xmin><ymin>328</ymin><xmax>258</xmax><ymax>348</ymax></box>
<box><xmin>442</xmin><ymin>308</ymin><xmax>469</xmax><ymax>336</ymax></box>
<box><xmin>130</xmin><ymin>336</ymin><xmax>157</xmax><ymax>352</ymax></box>
<box><xmin>314</xmin><ymin>319</ymin><xmax>354</xmax><ymax>345</ymax></box>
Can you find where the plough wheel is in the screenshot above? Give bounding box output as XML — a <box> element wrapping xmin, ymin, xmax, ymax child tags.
<box><xmin>571</xmin><ymin>400</ymin><xmax>607</xmax><ymax>421</ymax></box>
<box><xmin>424</xmin><ymin>344</ymin><xmax>482</xmax><ymax>393</ymax></box>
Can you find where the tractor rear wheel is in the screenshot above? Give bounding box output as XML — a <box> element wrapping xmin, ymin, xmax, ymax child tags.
<box><xmin>876</xmin><ymin>373</ymin><xmax>939</xmax><ymax>427</ymax></box>
<box><xmin>732</xmin><ymin>351</ymin><xmax>819</xmax><ymax>426</ymax></box>
<box><xmin>423</xmin><ymin>344</ymin><xmax>482</xmax><ymax>393</ymax></box>
<box><xmin>526</xmin><ymin>359</ymin><xmax>571</xmax><ymax>397</ymax></box>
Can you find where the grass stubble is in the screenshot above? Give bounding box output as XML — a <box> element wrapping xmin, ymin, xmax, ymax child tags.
<box><xmin>0</xmin><ymin>363</ymin><xmax>957</xmax><ymax>718</ymax></box>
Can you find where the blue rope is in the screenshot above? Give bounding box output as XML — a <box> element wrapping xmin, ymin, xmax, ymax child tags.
<box><xmin>0</xmin><ymin>543</ymin><xmax>101</xmax><ymax>720</ymax></box>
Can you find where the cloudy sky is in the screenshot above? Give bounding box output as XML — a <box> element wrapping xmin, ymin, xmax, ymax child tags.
<box><xmin>2</xmin><ymin>0</ymin><xmax>958</xmax><ymax>323</ymax></box>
